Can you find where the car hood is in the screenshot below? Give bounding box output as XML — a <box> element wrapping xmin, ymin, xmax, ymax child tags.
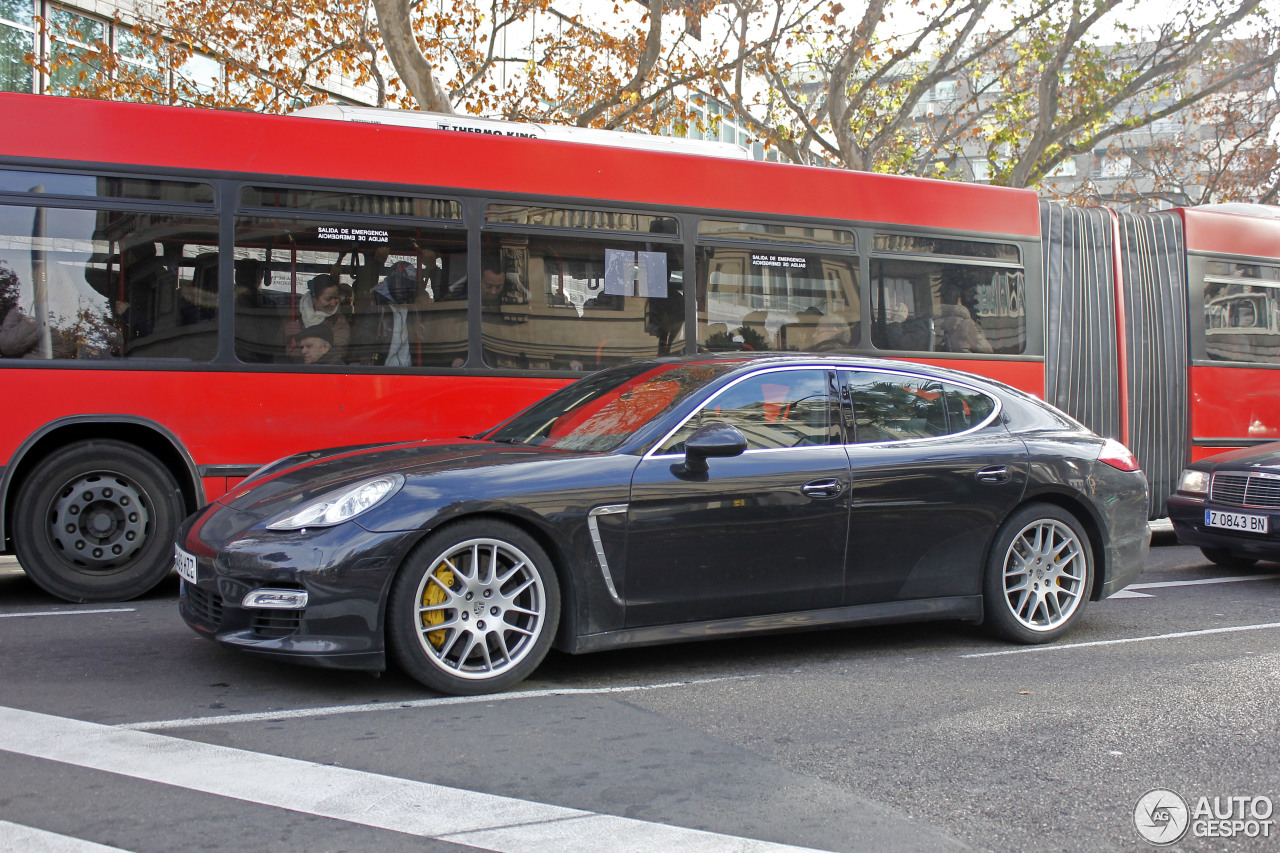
<box><xmin>216</xmin><ymin>439</ymin><xmax>594</xmax><ymax>515</ymax></box>
<box><xmin>1194</xmin><ymin>440</ymin><xmax>1280</xmax><ymax>471</ymax></box>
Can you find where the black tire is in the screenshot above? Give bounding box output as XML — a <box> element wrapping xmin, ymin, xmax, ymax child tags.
<box><xmin>983</xmin><ymin>503</ymin><xmax>1094</xmax><ymax>644</ymax></box>
<box><xmin>13</xmin><ymin>440</ymin><xmax>184</xmax><ymax>602</ymax></box>
<box><xmin>387</xmin><ymin>519</ymin><xmax>560</xmax><ymax>695</ymax></box>
<box><xmin>1199</xmin><ymin>547</ymin><xmax>1257</xmax><ymax>570</ymax></box>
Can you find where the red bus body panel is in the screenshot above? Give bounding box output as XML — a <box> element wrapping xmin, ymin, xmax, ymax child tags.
<box><xmin>0</xmin><ymin>93</ymin><xmax>1041</xmax><ymax>237</ymax></box>
<box><xmin>1181</xmin><ymin>207</ymin><xmax>1280</xmax><ymax>458</ymax></box>
<box><xmin>1188</xmin><ymin>365</ymin><xmax>1280</xmax><ymax>461</ymax></box>
<box><xmin>2</xmin><ymin>367</ymin><xmax>565</xmax><ymax>502</ymax></box>
<box><xmin>1181</xmin><ymin>207</ymin><xmax>1280</xmax><ymax>258</ymax></box>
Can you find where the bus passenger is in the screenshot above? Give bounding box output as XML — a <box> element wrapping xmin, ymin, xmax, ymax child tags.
<box><xmin>936</xmin><ymin>282</ymin><xmax>993</xmax><ymax>354</ymax></box>
<box><xmin>883</xmin><ymin>300</ymin><xmax>932</xmax><ymax>351</ymax></box>
<box><xmin>354</xmin><ymin>261</ymin><xmax>428</xmax><ymax>367</ymax></box>
<box><xmin>234</xmin><ymin>259</ymin><xmax>279</xmax><ymax>363</ymax></box>
<box><xmin>481</xmin><ymin>255</ymin><xmax>507</xmax><ymax>308</ymax></box>
<box><xmin>810</xmin><ymin>312</ymin><xmax>854</xmax><ymax>352</ymax></box>
<box><xmin>285</xmin><ymin>274</ymin><xmax>350</xmax><ymax>361</ymax></box>
<box><xmin>297</xmin><ymin>323</ymin><xmax>342</xmax><ymax>365</ymax></box>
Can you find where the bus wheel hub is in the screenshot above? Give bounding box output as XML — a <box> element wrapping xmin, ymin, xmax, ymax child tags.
<box><xmin>51</xmin><ymin>474</ymin><xmax>150</xmax><ymax>570</ymax></box>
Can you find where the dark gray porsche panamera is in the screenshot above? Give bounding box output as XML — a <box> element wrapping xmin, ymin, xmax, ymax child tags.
<box><xmin>177</xmin><ymin>355</ymin><xmax>1150</xmax><ymax>695</ymax></box>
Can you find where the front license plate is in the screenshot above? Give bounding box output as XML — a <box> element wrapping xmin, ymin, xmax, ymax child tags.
<box><xmin>175</xmin><ymin>545</ymin><xmax>198</xmax><ymax>584</ymax></box>
<box><xmin>1206</xmin><ymin>509</ymin><xmax>1268</xmax><ymax>534</ymax></box>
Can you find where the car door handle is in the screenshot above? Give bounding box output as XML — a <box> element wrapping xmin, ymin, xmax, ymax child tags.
<box><xmin>802</xmin><ymin>478</ymin><xmax>845</xmax><ymax>498</ymax></box>
<box><xmin>975</xmin><ymin>466</ymin><xmax>1011</xmax><ymax>484</ymax></box>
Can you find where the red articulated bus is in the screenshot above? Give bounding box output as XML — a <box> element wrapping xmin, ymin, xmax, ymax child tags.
<box><xmin>0</xmin><ymin>93</ymin><xmax>1275</xmax><ymax>602</ymax></box>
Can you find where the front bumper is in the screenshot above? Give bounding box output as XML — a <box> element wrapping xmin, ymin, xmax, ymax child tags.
<box><xmin>177</xmin><ymin>513</ymin><xmax>417</xmax><ymax>672</ymax></box>
<box><xmin>1167</xmin><ymin>494</ymin><xmax>1280</xmax><ymax>560</ymax></box>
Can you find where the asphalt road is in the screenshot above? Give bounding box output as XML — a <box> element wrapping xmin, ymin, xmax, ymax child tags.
<box><xmin>1</xmin><ymin>532</ymin><xmax>1277</xmax><ymax>852</ymax></box>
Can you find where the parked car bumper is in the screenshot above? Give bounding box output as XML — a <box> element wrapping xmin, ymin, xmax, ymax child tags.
<box><xmin>1167</xmin><ymin>494</ymin><xmax>1280</xmax><ymax>561</ymax></box>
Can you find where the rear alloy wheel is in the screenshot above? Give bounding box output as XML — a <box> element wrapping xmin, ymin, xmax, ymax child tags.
<box><xmin>1199</xmin><ymin>547</ymin><xmax>1257</xmax><ymax>570</ymax></box>
<box><xmin>13</xmin><ymin>440</ymin><xmax>184</xmax><ymax>602</ymax></box>
<box><xmin>388</xmin><ymin>520</ymin><xmax>560</xmax><ymax>695</ymax></box>
<box><xmin>984</xmin><ymin>504</ymin><xmax>1093</xmax><ymax>644</ymax></box>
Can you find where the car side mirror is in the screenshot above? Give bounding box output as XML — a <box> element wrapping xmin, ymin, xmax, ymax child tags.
<box><xmin>679</xmin><ymin>422</ymin><xmax>748</xmax><ymax>476</ymax></box>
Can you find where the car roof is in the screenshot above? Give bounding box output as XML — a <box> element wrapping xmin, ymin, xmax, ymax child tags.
<box><xmin>640</xmin><ymin>352</ymin><xmax>1020</xmax><ymax>390</ymax></box>
<box><xmin>604</xmin><ymin>353</ymin><xmax>1061</xmax><ymax>457</ymax></box>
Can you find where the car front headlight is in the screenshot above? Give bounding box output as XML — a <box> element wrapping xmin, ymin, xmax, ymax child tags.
<box><xmin>1177</xmin><ymin>469</ymin><xmax>1210</xmax><ymax>496</ymax></box>
<box><xmin>266</xmin><ymin>474</ymin><xmax>405</xmax><ymax>530</ymax></box>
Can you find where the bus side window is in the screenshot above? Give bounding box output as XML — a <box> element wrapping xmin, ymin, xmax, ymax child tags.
<box><xmin>0</xmin><ymin>205</ymin><xmax>219</xmax><ymax>361</ymax></box>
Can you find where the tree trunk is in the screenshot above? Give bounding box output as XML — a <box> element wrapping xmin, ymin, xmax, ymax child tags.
<box><xmin>370</xmin><ymin>0</ymin><xmax>453</xmax><ymax>113</ymax></box>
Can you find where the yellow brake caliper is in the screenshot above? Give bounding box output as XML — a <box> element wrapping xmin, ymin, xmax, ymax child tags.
<box><xmin>421</xmin><ymin>564</ymin><xmax>455</xmax><ymax>648</ymax></box>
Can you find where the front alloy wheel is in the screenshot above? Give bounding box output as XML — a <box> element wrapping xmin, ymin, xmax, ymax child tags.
<box><xmin>389</xmin><ymin>520</ymin><xmax>560</xmax><ymax>695</ymax></box>
<box><xmin>984</xmin><ymin>504</ymin><xmax>1093</xmax><ymax>643</ymax></box>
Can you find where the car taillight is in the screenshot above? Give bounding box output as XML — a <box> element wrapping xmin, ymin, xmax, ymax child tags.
<box><xmin>1099</xmin><ymin>439</ymin><xmax>1140</xmax><ymax>472</ymax></box>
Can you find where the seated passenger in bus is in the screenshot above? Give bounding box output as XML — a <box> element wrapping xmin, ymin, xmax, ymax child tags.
<box><xmin>936</xmin><ymin>281</ymin><xmax>993</xmax><ymax>354</ymax></box>
<box><xmin>296</xmin><ymin>323</ymin><xmax>342</xmax><ymax>365</ymax></box>
<box><xmin>481</xmin><ymin>256</ymin><xmax>507</xmax><ymax>308</ymax></box>
<box><xmin>117</xmin><ymin>242</ymin><xmax>170</xmax><ymax>343</ymax></box>
<box><xmin>444</xmin><ymin>253</ymin><xmax>514</xmax><ymax>308</ymax></box>
<box><xmin>353</xmin><ymin>261</ymin><xmax>428</xmax><ymax>367</ymax></box>
<box><xmin>234</xmin><ymin>259</ymin><xmax>283</xmax><ymax>363</ymax></box>
<box><xmin>883</xmin><ymin>300</ymin><xmax>932</xmax><ymax>352</ymax></box>
<box><xmin>285</xmin><ymin>274</ymin><xmax>350</xmax><ymax>362</ymax></box>
<box><xmin>809</xmin><ymin>312</ymin><xmax>855</xmax><ymax>352</ymax></box>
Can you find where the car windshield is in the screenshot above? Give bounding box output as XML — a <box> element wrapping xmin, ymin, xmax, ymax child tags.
<box><xmin>485</xmin><ymin>361</ymin><xmax>738</xmax><ymax>453</ymax></box>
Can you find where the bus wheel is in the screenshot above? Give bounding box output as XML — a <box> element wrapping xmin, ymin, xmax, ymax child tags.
<box><xmin>387</xmin><ymin>520</ymin><xmax>560</xmax><ymax>695</ymax></box>
<box><xmin>13</xmin><ymin>440</ymin><xmax>184</xmax><ymax>603</ymax></box>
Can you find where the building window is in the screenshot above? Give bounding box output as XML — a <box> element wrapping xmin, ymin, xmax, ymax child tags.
<box><xmin>0</xmin><ymin>0</ymin><xmax>35</xmax><ymax>93</ymax></box>
<box><xmin>47</xmin><ymin>6</ymin><xmax>104</xmax><ymax>94</ymax></box>
<box><xmin>1098</xmin><ymin>154</ymin><xmax>1133</xmax><ymax>179</ymax></box>
<box><xmin>0</xmin><ymin>2</ymin><xmax>226</xmax><ymax>102</ymax></box>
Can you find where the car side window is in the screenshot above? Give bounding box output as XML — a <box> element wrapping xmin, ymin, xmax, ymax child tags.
<box><xmin>943</xmin><ymin>384</ymin><xmax>996</xmax><ymax>432</ymax></box>
<box><xmin>844</xmin><ymin>371</ymin><xmax>946</xmax><ymax>442</ymax></box>
<box><xmin>658</xmin><ymin>369</ymin><xmax>838</xmax><ymax>453</ymax></box>
<box><xmin>844</xmin><ymin>370</ymin><xmax>997</xmax><ymax>442</ymax></box>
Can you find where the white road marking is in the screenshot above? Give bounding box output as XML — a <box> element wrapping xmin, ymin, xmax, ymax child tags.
<box><xmin>1127</xmin><ymin>573</ymin><xmax>1280</xmax><ymax>590</ymax></box>
<box><xmin>121</xmin><ymin>676</ymin><xmax>758</xmax><ymax>731</ymax></box>
<box><xmin>0</xmin><ymin>820</ymin><xmax>133</xmax><ymax>852</ymax></box>
<box><xmin>0</xmin><ymin>608</ymin><xmax>136</xmax><ymax>619</ymax></box>
<box><xmin>962</xmin><ymin>621</ymin><xmax>1280</xmax><ymax>658</ymax></box>
<box><xmin>0</xmin><ymin>706</ymin><xmax>826</xmax><ymax>853</ymax></box>
<box><xmin>1107</xmin><ymin>573</ymin><xmax>1280</xmax><ymax>599</ymax></box>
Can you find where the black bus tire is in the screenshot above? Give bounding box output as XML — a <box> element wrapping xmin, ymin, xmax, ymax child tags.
<box><xmin>13</xmin><ymin>440</ymin><xmax>185</xmax><ymax>602</ymax></box>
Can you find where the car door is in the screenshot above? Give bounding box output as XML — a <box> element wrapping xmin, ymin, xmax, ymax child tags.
<box><xmin>623</xmin><ymin>367</ymin><xmax>851</xmax><ymax>627</ymax></box>
<box><xmin>838</xmin><ymin>368</ymin><xmax>1027</xmax><ymax>605</ymax></box>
